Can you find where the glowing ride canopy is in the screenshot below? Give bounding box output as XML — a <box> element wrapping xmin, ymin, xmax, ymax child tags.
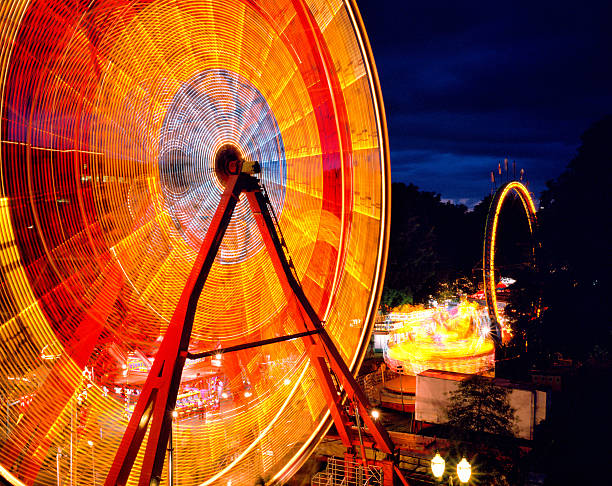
<box><xmin>0</xmin><ymin>0</ymin><xmax>389</xmax><ymax>484</ymax></box>
<box><xmin>383</xmin><ymin>302</ymin><xmax>496</xmax><ymax>376</ymax></box>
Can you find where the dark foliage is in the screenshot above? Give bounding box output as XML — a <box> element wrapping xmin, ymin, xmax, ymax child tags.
<box><xmin>447</xmin><ymin>374</ymin><xmax>516</xmax><ymax>440</ymax></box>
<box><xmin>382</xmin><ymin>183</ymin><xmax>485</xmax><ymax>309</ymax></box>
<box><xmin>504</xmin><ymin>115</ymin><xmax>612</xmax><ymax>362</ymax></box>
<box><xmin>382</xmin><ymin>177</ymin><xmax>534</xmax><ymax>312</ymax></box>
<box><xmin>446</xmin><ymin>374</ymin><xmax>521</xmax><ymax>486</ymax></box>
<box><xmin>525</xmin><ymin>365</ymin><xmax>612</xmax><ymax>486</ymax></box>
<box><xmin>538</xmin><ymin>116</ymin><xmax>612</xmax><ymax>359</ymax></box>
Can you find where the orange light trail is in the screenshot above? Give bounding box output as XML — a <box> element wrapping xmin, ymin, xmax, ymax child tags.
<box><xmin>483</xmin><ymin>181</ymin><xmax>538</xmax><ymax>342</ymax></box>
<box><xmin>384</xmin><ymin>301</ymin><xmax>495</xmax><ymax>376</ymax></box>
<box><xmin>0</xmin><ymin>0</ymin><xmax>389</xmax><ymax>484</ymax></box>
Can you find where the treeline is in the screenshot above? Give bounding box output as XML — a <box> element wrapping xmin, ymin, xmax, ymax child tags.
<box><xmin>508</xmin><ymin>115</ymin><xmax>612</xmax><ymax>362</ymax></box>
<box><xmin>382</xmin><ymin>180</ymin><xmax>532</xmax><ymax>309</ymax></box>
<box><xmin>382</xmin><ymin>183</ymin><xmax>486</xmax><ymax>308</ymax></box>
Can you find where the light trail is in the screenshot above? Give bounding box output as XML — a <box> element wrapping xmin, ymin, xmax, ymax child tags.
<box><xmin>483</xmin><ymin>181</ymin><xmax>538</xmax><ymax>343</ymax></box>
<box><xmin>0</xmin><ymin>0</ymin><xmax>389</xmax><ymax>484</ymax></box>
<box><xmin>383</xmin><ymin>301</ymin><xmax>495</xmax><ymax>376</ymax></box>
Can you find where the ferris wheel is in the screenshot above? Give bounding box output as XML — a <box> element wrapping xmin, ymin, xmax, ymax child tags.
<box><xmin>0</xmin><ymin>0</ymin><xmax>391</xmax><ymax>484</ymax></box>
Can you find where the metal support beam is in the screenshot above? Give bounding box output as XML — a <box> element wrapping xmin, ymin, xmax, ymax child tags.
<box><xmin>104</xmin><ymin>174</ymin><xmax>245</xmax><ymax>486</ymax></box>
<box><xmin>245</xmin><ymin>186</ymin><xmax>395</xmax><ymax>455</ymax></box>
<box><xmin>105</xmin><ymin>172</ymin><xmax>394</xmax><ymax>485</ymax></box>
<box><xmin>186</xmin><ymin>329</ymin><xmax>321</xmax><ymax>360</ymax></box>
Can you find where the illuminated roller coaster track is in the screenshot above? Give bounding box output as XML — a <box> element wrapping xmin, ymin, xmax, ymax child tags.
<box><xmin>0</xmin><ymin>0</ymin><xmax>401</xmax><ymax>485</ymax></box>
<box><xmin>483</xmin><ymin>181</ymin><xmax>538</xmax><ymax>344</ymax></box>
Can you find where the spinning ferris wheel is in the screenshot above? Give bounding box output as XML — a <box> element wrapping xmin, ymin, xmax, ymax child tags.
<box><xmin>0</xmin><ymin>0</ymin><xmax>391</xmax><ymax>484</ymax></box>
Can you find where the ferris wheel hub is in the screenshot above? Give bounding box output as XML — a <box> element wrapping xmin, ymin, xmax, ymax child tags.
<box><xmin>214</xmin><ymin>144</ymin><xmax>260</xmax><ymax>186</ymax></box>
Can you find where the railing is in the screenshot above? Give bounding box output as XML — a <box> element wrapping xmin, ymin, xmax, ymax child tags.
<box><xmin>356</xmin><ymin>368</ymin><xmax>396</xmax><ymax>405</ymax></box>
<box><xmin>311</xmin><ymin>457</ymin><xmax>384</xmax><ymax>486</ymax></box>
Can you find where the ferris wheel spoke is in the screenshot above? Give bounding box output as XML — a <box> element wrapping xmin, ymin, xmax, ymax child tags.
<box><xmin>1</xmin><ymin>0</ymin><xmax>388</xmax><ymax>483</ymax></box>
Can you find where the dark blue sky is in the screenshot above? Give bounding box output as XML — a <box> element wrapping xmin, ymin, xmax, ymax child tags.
<box><xmin>359</xmin><ymin>0</ymin><xmax>612</xmax><ymax>207</ymax></box>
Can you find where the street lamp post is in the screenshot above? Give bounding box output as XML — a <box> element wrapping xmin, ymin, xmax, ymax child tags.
<box><xmin>87</xmin><ymin>440</ymin><xmax>96</xmax><ymax>486</ymax></box>
<box><xmin>168</xmin><ymin>409</ymin><xmax>178</xmax><ymax>486</ymax></box>
<box><xmin>370</xmin><ymin>409</ymin><xmax>381</xmax><ymax>461</ymax></box>
<box><xmin>56</xmin><ymin>447</ymin><xmax>62</xmax><ymax>486</ymax></box>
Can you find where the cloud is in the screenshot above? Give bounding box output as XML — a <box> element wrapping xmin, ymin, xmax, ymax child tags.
<box><xmin>390</xmin><ymin>149</ymin><xmax>566</xmax><ymax>207</ymax></box>
<box><xmin>358</xmin><ymin>0</ymin><xmax>612</xmax><ymax>203</ymax></box>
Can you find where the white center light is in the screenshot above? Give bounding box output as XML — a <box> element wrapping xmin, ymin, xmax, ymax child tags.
<box><xmin>431</xmin><ymin>452</ymin><xmax>445</xmax><ymax>479</ymax></box>
<box><xmin>456</xmin><ymin>457</ymin><xmax>471</xmax><ymax>483</ymax></box>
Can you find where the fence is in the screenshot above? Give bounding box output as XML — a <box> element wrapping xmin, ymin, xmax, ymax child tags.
<box><xmin>311</xmin><ymin>456</ymin><xmax>384</xmax><ymax>486</ymax></box>
<box><xmin>357</xmin><ymin>368</ymin><xmax>396</xmax><ymax>406</ymax></box>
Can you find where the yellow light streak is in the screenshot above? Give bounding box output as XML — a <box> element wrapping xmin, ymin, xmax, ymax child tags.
<box><xmin>384</xmin><ymin>301</ymin><xmax>495</xmax><ymax>376</ymax></box>
<box><xmin>483</xmin><ymin>181</ymin><xmax>537</xmax><ymax>341</ymax></box>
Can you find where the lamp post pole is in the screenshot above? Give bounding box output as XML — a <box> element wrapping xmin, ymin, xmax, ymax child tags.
<box><xmin>168</xmin><ymin>425</ymin><xmax>174</xmax><ymax>486</ymax></box>
<box><xmin>88</xmin><ymin>441</ymin><xmax>96</xmax><ymax>486</ymax></box>
<box><xmin>56</xmin><ymin>447</ymin><xmax>62</xmax><ymax>486</ymax></box>
<box><xmin>168</xmin><ymin>410</ymin><xmax>178</xmax><ymax>486</ymax></box>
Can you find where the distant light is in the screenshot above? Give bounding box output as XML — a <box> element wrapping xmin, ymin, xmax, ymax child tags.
<box><xmin>172</xmin><ymin>410</ymin><xmax>178</xmax><ymax>418</ymax></box>
<box><xmin>371</xmin><ymin>409</ymin><xmax>380</xmax><ymax>420</ymax></box>
<box><xmin>283</xmin><ymin>378</ymin><xmax>291</xmax><ymax>386</ymax></box>
<box><xmin>244</xmin><ymin>391</ymin><xmax>252</xmax><ymax>398</ymax></box>
<box><xmin>221</xmin><ymin>392</ymin><xmax>228</xmax><ymax>399</ymax></box>
<box><xmin>457</xmin><ymin>457</ymin><xmax>471</xmax><ymax>483</ymax></box>
<box><xmin>122</xmin><ymin>364</ymin><xmax>127</xmax><ymax>370</ymax></box>
<box><xmin>431</xmin><ymin>452</ymin><xmax>445</xmax><ymax>479</ymax></box>
<box><xmin>87</xmin><ymin>440</ymin><xmax>94</xmax><ymax>447</ymax></box>
<box><xmin>215</xmin><ymin>353</ymin><xmax>222</xmax><ymax>360</ymax></box>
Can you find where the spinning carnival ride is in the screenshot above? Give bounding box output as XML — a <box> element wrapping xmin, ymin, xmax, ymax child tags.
<box><xmin>384</xmin><ymin>301</ymin><xmax>496</xmax><ymax>376</ymax></box>
<box><xmin>0</xmin><ymin>1</ymin><xmax>391</xmax><ymax>484</ymax></box>
<box><xmin>381</xmin><ymin>175</ymin><xmax>540</xmax><ymax>379</ymax></box>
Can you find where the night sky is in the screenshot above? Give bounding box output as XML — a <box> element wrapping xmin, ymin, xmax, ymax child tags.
<box><xmin>359</xmin><ymin>0</ymin><xmax>612</xmax><ymax>207</ymax></box>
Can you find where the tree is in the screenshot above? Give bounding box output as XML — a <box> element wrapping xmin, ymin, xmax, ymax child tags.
<box><xmin>535</xmin><ymin>115</ymin><xmax>612</xmax><ymax>359</ymax></box>
<box><xmin>500</xmin><ymin>265</ymin><xmax>546</xmax><ymax>374</ymax></box>
<box><xmin>382</xmin><ymin>183</ymin><xmax>486</xmax><ymax>308</ymax></box>
<box><xmin>383</xmin><ymin>184</ymin><xmax>439</xmax><ymax>307</ymax></box>
<box><xmin>447</xmin><ymin>374</ymin><xmax>516</xmax><ymax>439</ymax></box>
<box><xmin>446</xmin><ymin>374</ymin><xmax>520</xmax><ymax>486</ymax></box>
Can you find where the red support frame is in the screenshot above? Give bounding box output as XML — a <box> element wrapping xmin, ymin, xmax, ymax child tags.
<box><xmin>104</xmin><ymin>171</ymin><xmax>395</xmax><ymax>485</ymax></box>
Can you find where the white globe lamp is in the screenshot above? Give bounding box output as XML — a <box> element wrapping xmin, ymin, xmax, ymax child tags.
<box><xmin>431</xmin><ymin>452</ymin><xmax>445</xmax><ymax>479</ymax></box>
<box><xmin>456</xmin><ymin>457</ymin><xmax>471</xmax><ymax>483</ymax></box>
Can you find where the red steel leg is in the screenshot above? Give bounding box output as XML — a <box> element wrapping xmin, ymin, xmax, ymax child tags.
<box><xmin>106</xmin><ymin>173</ymin><xmax>394</xmax><ymax>485</ymax></box>
<box><xmin>105</xmin><ymin>174</ymin><xmax>245</xmax><ymax>485</ymax></box>
<box><xmin>245</xmin><ymin>185</ymin><xmax>395</xmax><ymax>455</ymax></box>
